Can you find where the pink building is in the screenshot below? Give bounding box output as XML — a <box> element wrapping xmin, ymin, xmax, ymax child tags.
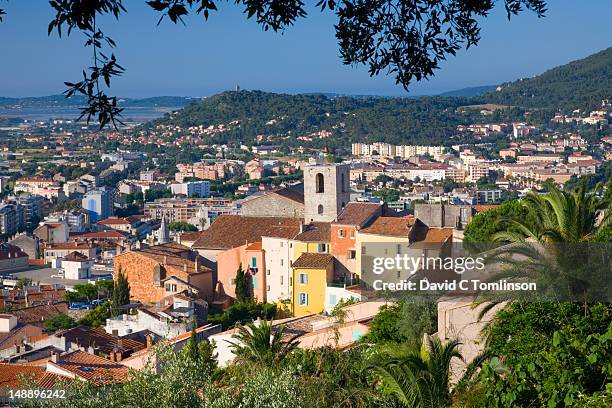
<box><xmin>216</xmin><ymin>242</ymin><xmax>266</xmax><ymax>303</ymax></box>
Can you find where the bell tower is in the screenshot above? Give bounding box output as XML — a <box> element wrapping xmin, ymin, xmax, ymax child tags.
<box><xmin>303</xmin><ymin>163</ymin><xmax>350</xmax><ymax>222</ymax></box>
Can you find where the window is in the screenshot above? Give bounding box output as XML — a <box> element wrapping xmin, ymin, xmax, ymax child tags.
<box><xmin>252</xmin><ymin>276</ymin><xmax>258</xmax><ymax>289</ymax></box>
<box><xmin>317</xmin><ymin>204</ymin><xmax>324</xmax><ymax>214</ymax></box>
<box><xmin>298</xmin><ymin>293</ymin><xmax>308</xmax><ymax>306</ymax></box>
<box><xmin>298</xmin><ymin>273</ymin><xmax>308</xmax><ymax>284</ymax></box>
<box><xmin>318</xmin><ymin>243</ymin><xmax>328</xmax><ymax>253</ymax></box>
<box><xmin>267</xmin><ymin>269</ymin><xmax>271</xmax><ymax>275</ymax></box>
<box><xmin>315</xmin><ymin>173</ymin><xmax>324</xmax><ymax>193</ymax></box>
<box><xmin>280</xmin><ymin>241</ymin><xmax>284</xmax><ymax>247</ymax></box>
<box><xmin>280</xmin><ymin>275</ymin><xmax>283</xmax><ymax>285</ymax></box>
<box><xmin>280</xmin><ymin>259</ymin><xmax>284</xmax><ymax>266</ymax></box>
<box><xmin>267</xmin><ymin>285</ymin><xmax>270</xmax><ymax>292</ymax></box>
<box><xmin>350</xmin><ymin>230</ymin><xmax>355</xmax><ymax>239</ymax></box>
<box><xmin>329</xmin><ymin>294</ymin><xmax>337</xmax><ymax>305</ymax></box>
<box><xmin>165</xmin><ymin>283</ymin><xmax>177</xmax><ymax>292</ymax></box>
<box><xmin>351</xmin><ymin>329</ymin><xmax>362</xmax><ymax>341</ymax></box>
<box><xmin>348</xmin><ymin>250</ymin><xmax>356</xmax><ymax>259</ymax></box>
<box><xmin>338</xmin><ymin>229</ymin><xmax>345</xmax><ymax>238</ymax></box>
<box><xmin>251</xmin><ymin>257</ymin><xmax>257</xmax><ymax>268</ymax></box>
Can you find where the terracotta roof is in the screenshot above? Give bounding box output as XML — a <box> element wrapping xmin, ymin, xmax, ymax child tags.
<box><xmin>10</xmin><ymin>303</ymin><xmax>69</xmax><ymax>326</ymax></box>
<box><xmin>294</xmin><ymin>222</ymin><xmax>331</xmax><ymax>242</ymax></box>
<box><xmin>245</xmin><ymin>242</ymin><xmax>263</xmax><ymax>251</ymax></box>
<box><xmin>473</xmin><ymin>205</ymin><xmax>498</xmax><ymax>213</ymax></box>
<box><xmin>272</xmin><ymin>184</ymin><xmax>304</xmax><ymax>204</ymax></box>
<box><xmin>415</xmin><ymin>227</ymin><xmax>453</xmax><ymax>243</ymax></box>
<box><xmin>48</xmin><ymin>350</ymin><xmax>130</xmax><ymax>385</ymax></box>
<box><xmin>192</xmin><ymin>215</ymin><xmax>302</xmax><ymax>249</ymax></box>
<box><xmin>97</xmin><ymin>218</ymin><xmax>131</xmax><ymax>225</ymax></box>
<box><xmin>335</xmin><ymin>202</ymin><xmax>382</xmax><ymax>226</ymax></box>
<box><xmin>121</xmin><ymin>242</ymin><xmax>212</xmax><ymax>275</ymax></box>
<box><xmin>45</xmin><ymin>242</ymin><xmax>93</xmax><ymax>250</ymax></box>
<box><xmin>0</xmin><ymin>363</ymin><xmax>45</xmax><ymax>389</ymax></box>
<box><xmin>63</xmin><ymin>251</ymin><xmax>90</xmax><ymax>262</ymax></box>
<box><xmin>179</xmin><ymin>232</ymin><xmax>201</xmax><ymax>242</ymax></box>
<box><xmin>292</xmin><ymin>253</ymin><xmax>333</xmax><ymax>269</ymax></box>
<box><xmin>54</xmin><ymin>327</ymin><xmax>145</xmax><ymax>356</ymax></box>
<box><xmin>0</xmin><ymin>324</ymin><xmax>45</xmax><ymax>351</ymax></box>
<box><xmin>360</xmin><ymin>215</ymin><xmax>416</xmax><ymax>237</ymax></box>
<box><xmin>74</xmin><ymin>231</ymin><xmax>128</xmax><ymax>239</ymax></box>
<box><xmin>0</xmin><ymin>243</ymin><xmax>28</xmax><ymax>260</ymax></box>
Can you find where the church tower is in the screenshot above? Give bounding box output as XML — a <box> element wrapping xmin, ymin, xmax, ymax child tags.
<box><xmin>303</xmin><ymin>163</ymin><xmax>350</xmax><ymax>223</ymax></box>
<box><xmin>157</xmin><ymin>217</ymin><xmax>170</xmax><ymax>244</ymax></box>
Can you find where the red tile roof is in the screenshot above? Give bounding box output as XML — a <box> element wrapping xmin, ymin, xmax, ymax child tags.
<box><xmin>292</xmin><ymin>253</ymin><xmax>333</xmax><ymax>269</ymax></box>
<box><xmin>97</xmin><ymin>218</ymin><xmax>131</xmax><ymax>225</ymax></box>
<box><xmin>294</xmin><ymin>222</ymin><xmax>331</xmax><ymax>243</ymax></box>
<box><xmin>120</xmin><ymin>242</ymin><xmax>212</xmax><ymax>275</ymax></box>
<box><xmin>192</xmin><ymin>215</ymin><xmax>302</xmax><ymax>249</ymax></box>
<box><xmin>10</xmin><ymin>303</ymin><xmax>69</xmax><ymax>326</ymax></box>
<box><xmin>48</xmin><ymin>350</ymin><xmax>130</xmax><ymax>385</ymax></box>
<box><xmin>334</xmin><ymin>202</ymin><xmax>382</xmax><ymax>227</ymax></box>
<box><xmin>360</xmin><ymin>215</ymin><xmax>416</xmax><ymax>237</ymax></box>
<box><xmin>54</xmin><ymin>327</ymin><xmax>145</xmax><ymax>356</ymax></box>
<box><xmin>0</xmin><ymin>324</ymin><xmax>45</xmax><ymax>351</ymax></box>
<box><xmin>0</xmin><ymin>243</ymin><xmax>28</xmax><ymax>260</ymax></box>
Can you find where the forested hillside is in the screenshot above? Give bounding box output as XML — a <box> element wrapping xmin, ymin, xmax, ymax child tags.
<box><xmin>148</xmin><ymin>91</ymin><xmax>498</xmax><ymax>146</ymax></box>
<box><xmin>147</xmin><ymin>47</ymin><xmax>611</xmax><ymax>147</ymax></box>
<box><xmin>482</xmin><ymin>47</ymin><xmax>612</xmax><ymax>111</ymax></box>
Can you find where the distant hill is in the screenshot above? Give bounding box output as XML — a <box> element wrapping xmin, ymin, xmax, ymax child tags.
<box><xmin>148</xmin><ymin>47</ymin><xmax>612</xmax><ymax>147</ymax></box>
<box><xmin>148</xmin><ymin>90</ymin><xmax>482</xmax><ymax>147</ymax></box>
<box><xmin>481</xmin><ymin>47</ymin><xmax>612</xmax><ymax>112</ymax></box>
<box><xmin>0</xmin><ymin>95</ymin><xmax>195</xmax><ymax>108</ymax></box>
<box><xmin>439</xmin><ymin>85</ymin><xmax>497</xmax><ymax>98</ymax></box>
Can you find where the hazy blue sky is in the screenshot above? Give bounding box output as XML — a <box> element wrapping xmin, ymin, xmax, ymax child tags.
<box><xmin>0</xmin><ymin>0</ymin><xmax>611</xmax><ymax>97</ymax></box>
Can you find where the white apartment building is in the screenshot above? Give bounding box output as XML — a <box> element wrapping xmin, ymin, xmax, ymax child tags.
<box><xmin>170</xmin><ymin>181</ymin><xmax>210</xmax><ymax>198</ymax></box>
<box><xmin>352</xmin><ymin>143</ymin><xmax>445</xmax><ymax>159</ymax></box>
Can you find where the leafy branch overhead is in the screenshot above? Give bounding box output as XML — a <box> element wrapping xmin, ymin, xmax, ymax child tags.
<box><xmin>1</xmin><ymin>0</ymin><xmax>547</xmax><ymax>128</ymax></box>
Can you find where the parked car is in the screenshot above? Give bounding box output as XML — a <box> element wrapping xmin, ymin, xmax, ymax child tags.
<box><xmin>90</xmin><ymin>299</ymin><xmax>108</xmax><ymax>307</ymax></box>
<box><xmin>69</xmin><ymin>302</ymin><xmax>91</xmax><ymax>310</ymax></box>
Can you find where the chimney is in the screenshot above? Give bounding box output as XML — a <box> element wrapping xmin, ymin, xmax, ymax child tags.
<box><xmin>145</xmin><ymin>334</ymin><xmax>153</xmax><ymax>349</ymax></box>
<box><xmin>299</xmin><ymin>221</ymin><xmax>304</xmax><ymax>234</ymax></box>
<box><xmin>51</xmin><ymin>351</ymin><xmax>60</xmax><ymax>363</ymax></box>
<box><xmin>194</xmin><ymin>256</ymin><xmax>199</xmax><ymax>272</ymax></box>
<box><xmin>164</xmin><ymin>255</ymin><xmax>168</xmax><ymax>265</ymax></box>
<box><xmin>183</xmin><ymin>263</ymin><xmax>188</xmax><ymax>272</ymax></box>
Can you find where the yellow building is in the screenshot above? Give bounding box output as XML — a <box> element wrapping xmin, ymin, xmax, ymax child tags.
<box><xmin>291</xmin><ymin>222</ymin><xmax>331</xmax><ymax>261</ymax></box>
<box><xmin>291</xmin><ymin>253</ymin><xmax>334</xmax><ymax>317</ymax></box>
<box><xmin>355</xmin><ymin>216</ymin><xmax>415</xmax><ymax>278</ymax></box>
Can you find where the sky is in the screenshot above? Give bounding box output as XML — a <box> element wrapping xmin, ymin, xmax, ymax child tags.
<box><xmin>0</xmin><ymin>0</ymin><xmax>611</xmax><ymax>98</ymax></box>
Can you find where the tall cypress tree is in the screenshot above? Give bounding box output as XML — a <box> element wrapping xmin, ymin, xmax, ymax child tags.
<box><xmin>234</xmin><ymin>263</ymin><xmax>250</xmax><ymax>303</ymax></box>
<box><xmin>111</xmin><ymin>268</ymin><xmax>130</xmax><ymax>317</ymax></box>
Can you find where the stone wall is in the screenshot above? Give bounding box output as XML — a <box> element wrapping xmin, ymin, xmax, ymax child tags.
<box><xmin>240</xmin><ymin>195</ymin><xmax>304</xmax><ymax>218</ymax></box>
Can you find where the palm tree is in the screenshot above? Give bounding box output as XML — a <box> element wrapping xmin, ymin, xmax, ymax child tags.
<box><xmin>492</xmin><ymin>182</ymin><xmax>609</xmax><ymax>243</ymax></box>
<box><xmin>370</xmin><ymin>337</ymin><xmax>462</xmax><ymax>408</ymax></box>
<box><xmin>229</xmin><ymin>319</ymin><xmax>302</xmax><ymax>366</ymax></box>
<box><xmin>475</xmin><ymin>182</ymin><xmax>611</xmax><ymax>316</ymax></box>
